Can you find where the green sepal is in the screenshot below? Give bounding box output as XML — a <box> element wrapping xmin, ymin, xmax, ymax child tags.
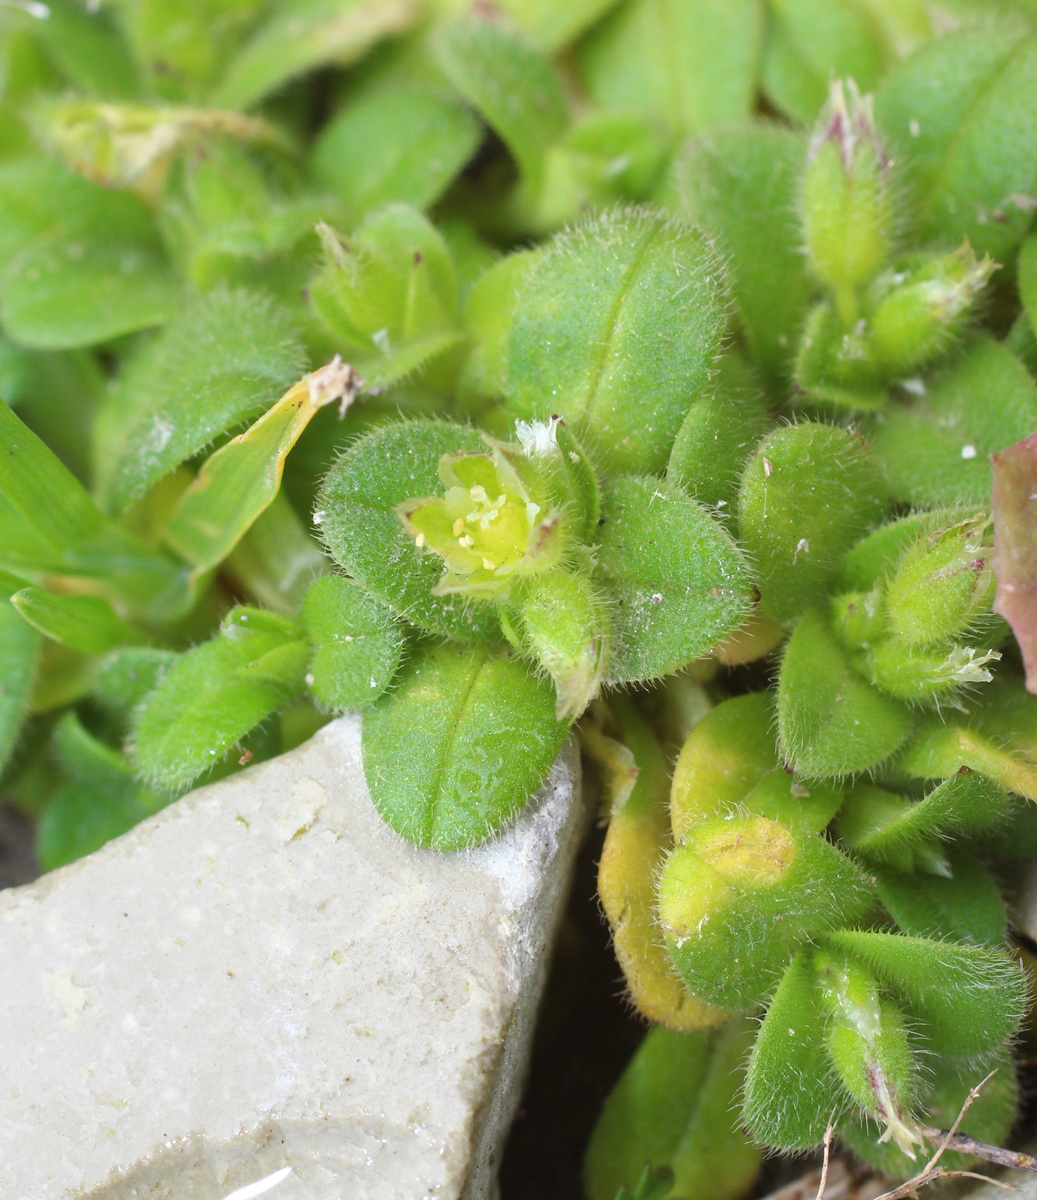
<box><xmin>861</xmin><ymin>640</ymin><xmax>1002</xmax><ymax>704</ymax></box>
<box><xmin>659</xmin><ymin>814</ymin><xmax>870</xmax><ymax>1008</ymax></box>
<box><xmin>596</xmin><ymin>476</ymin><xmax>754</xmax><ymax>686</ymax></box>
<box><xmin>361</xmin><ymin>642</ymin><xmax>568</xmax><ymax>850</ymax></box>
<box><xmin>867</xmin><ymin>245</ymin><xmax>996</xmax><ymax>375</ymax></box>
<box><xmin>830</xmin><ymin>588</ymin><xmax>885</xmax><ymax>650</ymax></box>
<box><xmin>317</xmin><ymin>420</ymin><xmax>500</xmax><ymax>642</ymax></box>
<box><xmin>793</xmin><ymin>302</ymin><xmax>887</xmax><ymax>411</ymax></box>
<box><xmin>512</xmin><ymin>567</ymin><xmax>610</xmax><ymax>721</ymax></box>
<box><xmin>515</xmin><ymin>417</ymin><xmax>602</xmax><ymax>545</ymax></box>
<box><xmin>738</xmin><ymin>422</ymin><xmax>888</xmax><ymax>624</ymax></box>
<box><xmin>11</xmin><ymin>588</ymin><xmax>148</xmax><ymax>655</ymax></box>
<box><xmin>507</xmin><ymin>208</ymin><xmax>728</xmax><ymax>474</ymax></box>
<box><xmin>743</xmin><ymin>952</ymin><xmax>843</xmax><ymax>1151</ymax></box>
<box><xmin>584</xmin><ymin>1020</ymin><xmax>762</xmax><ymax>1200</ymax></box>
<box><xmin>883</xmin><ymin>512</ymin><xmax>995</xmax><ymax>648</ymax></box>
<box><xmin>825</xmin><ymin>930</ymin><xmax>1027</xmax><ymax>1059</ymax></box>
<box><xmin>300</xmin><ymin>575</ymin><xmax>403</xmax><ymax>712</ymax></box>
<box><xmin>777</xmin><ymin>608</ymin><xmax>912</xmax><ymax>777</ymax></box>
<box><xmin>37</xmin><ymin>712</ymin><xmax>162</xmax><ymax>872</ymax></box>
<box><xmin>836</xmin><ymin>512</ymin><xmax>937</xmax><ymax>593</ymax></box>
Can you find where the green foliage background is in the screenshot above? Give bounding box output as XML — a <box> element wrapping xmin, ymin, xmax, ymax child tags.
<box><xmin>2</xmin><ymin>1</ymin><xmax>1037</xmax><ymax>1197</ymax></box>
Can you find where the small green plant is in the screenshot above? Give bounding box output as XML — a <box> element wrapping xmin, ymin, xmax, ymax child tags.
<box><xmin>1</xmin><ymin>2</ymin><xmax>1037</xmax><ymax>1198</ymax></box>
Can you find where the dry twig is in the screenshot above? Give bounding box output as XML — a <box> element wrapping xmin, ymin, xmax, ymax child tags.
<box><xmin>812</xmin><ymin>1072</ymin><xmax>1020</xmax><ymax>1200</ymax></box>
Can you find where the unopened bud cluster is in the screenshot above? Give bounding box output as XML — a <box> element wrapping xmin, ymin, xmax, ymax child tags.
<box><xmin>832</xmin><ymin>513</ymin><xmax>1000</xmax><ymax>701</ymax></box>
<box><xmin>797</xmin><ymin>81</ymin><xmax>993</xmax><ymax>408</ymax></box>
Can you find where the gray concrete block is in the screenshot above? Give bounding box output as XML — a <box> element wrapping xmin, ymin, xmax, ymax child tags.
<box><xmin>0</xmin><ymin>714</ymin><xmax>583</xmax><ymax>1199</ymax></box>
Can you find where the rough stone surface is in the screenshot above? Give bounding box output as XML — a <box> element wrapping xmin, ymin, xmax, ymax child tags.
<box><xmin>0</xmin><ymin>715</ymin><xmax>583</xmax><ymax>1200</ymax></box>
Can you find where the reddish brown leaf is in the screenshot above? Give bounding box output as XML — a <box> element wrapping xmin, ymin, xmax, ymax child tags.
<box><xmin>992</xmin><ymin>431</ymin><xmax>1037</xmax><ymax>693</ymax></box>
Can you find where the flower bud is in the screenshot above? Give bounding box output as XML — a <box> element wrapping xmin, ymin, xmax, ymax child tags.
<box><xmin>868</xmin><ymin>243</ymin><xmax>996</xmax><ymax>374</ymax></box>
<box><xmin>813</xmin><ymin>949</ymin><xmax>921</xmax><ymax>1158</ymax></box>
<box><xmin>884</xmin><ymin>515</ymin><xmax>996</xmax><ymax>648</ymax></box>
<box><xmin>397</xmin><ymin>437</ymin><xmax>563</xmax><ymax>598</ymax></box>
<box><xmin>515</xmin><ymin>567</ymin><xmax>609</xmax><ymax>720</ymax></box>
<box><xmin>801</xmin><ymin>80</ymin><xmax>892</xmax><ymax>320</ymax></box>
<box><xmin>863</xmin><ymin>640</ymin><xmax>1000</xmax><ymax>701</ymax></box>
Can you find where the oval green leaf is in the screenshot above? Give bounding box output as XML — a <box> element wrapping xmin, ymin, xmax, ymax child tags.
<box><xmin>596</xmin><ymin>475</ymin><xmax>754</xmax><ymax>686</ymax></box>
<box><xmin>362</xmin><ymin>642</ymin><xmax>568</xmax><ymax>850</ymax></box>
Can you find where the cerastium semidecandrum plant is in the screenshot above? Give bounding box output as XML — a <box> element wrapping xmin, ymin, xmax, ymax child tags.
<box><xmin>1</xmin><ymin>3</ymin><xmax>1037</xmax><ymax>1198</ymax></box>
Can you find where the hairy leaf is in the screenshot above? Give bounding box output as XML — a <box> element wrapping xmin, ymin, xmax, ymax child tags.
<box><xmin>98</xmin><ymin>288</ymin><xmax>306</xmax><ymax>514</ymax></box>
<box><xmin>778</xmin><ymin>608</ymin><xmax>912</xmax><ymax>776</ymax></box>
<box><xmin>871</xmin><ymin>338</ymin><xmax>1037</xmax><ymax>509</ymax></box>
<box><xmin>432</xmin><ymin>17</ymin><xmax>568</xmax><ymax>196</ymax></box>
<box><xmin>876</xmin><ymin>26</ymin><xmax>1037</xmax><ymax>260</ymax></box>
<box><xmin>597</xmin><ymin>476</ymin><xmax>754</xmax><ymax>685</ymax></box>
<box><xmin>676</xmin><ymin>126</ymin><xmax>810</xmax><ymax>386</ymax></box>
<box><xmin>212</xmin><ymin>0</ymin><xmax>416</xmax><ymax>110</ymax></box>
<box><xmin>577</xmin><ymin>0</ymin><xmax>762</xmax><ymax>135</ymax></box>
<box><xmin>361</xmin><ymin>642</ymin><xmax>567</xmax><ymax>850</ymax></box>
<box><xmin>738</xmin><ymin>422</ymin><xmax>887</xmax><ymax>624</ymax></box>
<box><xmin>508</xmin><ymin>209</ymin><xmax>727</xmax><ymax>473</ymax></box>
<box><xmin>826</xmin><ymin>930</ymin><xmax>1027</xmax><ymax>1058</ymax></box>
<box><xmin>311</xmin><ymin>85</ymin><xmax>480</xmax><ymax>229</ymax></box>
<box><xmin>301</xmin><ymin>575</ymin><xmax>403</xmax><ymax>711</ymax></box>
<box><xmin>762</xmin><ymin>0</ymin><xmax>890</xmax><ymax>123</ymax></box>
<box><xmin>132</xmin><ymin>607</ymin><xmax>307</xmax><ymax>791</ymax></box>
<box><xmin>743</xmin><ymin>953</ymin><xmax>844</xmax><ymax>1150</ymax></box>
<box><xmin>584</xmin><ymin>1021</ymin><xmax>762</xmax><ymax>1200</ymax></box>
